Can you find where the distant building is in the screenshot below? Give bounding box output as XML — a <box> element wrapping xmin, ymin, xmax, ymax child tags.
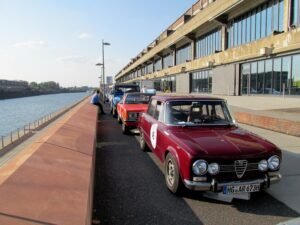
<box><xmin>0</xmin><ymin>79</ymin><xmax>29</xmax><ymax>92</ymax></box>
<box><xmin>106</xmin><ymin>76</ymin><xmax>113</xmax><ymax>85</ymax></box>
<box><xmin>115</xmin><ymin>0</ymin><xmax>300</xmax><ymax>96</ymax></box>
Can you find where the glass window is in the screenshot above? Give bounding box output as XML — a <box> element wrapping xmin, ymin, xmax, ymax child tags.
<box><xmin>264</xmin><ymin>59</ymin><xmax>273</xmax><ymax>94</ymax></box>
<box><xmin>257</xmin><ymin>61</ymin><xmax>264</xmax><ymax>93</ymax></box>
<box><xmin>238</xmin><ymin>19</ymin><xmax>242</xmax><ymax>45</ymax></box>
<box><xmin>176</xmin><ymin>44</ymin><xmax>191</xmax><ymax>65</ymax></box>
<box><xmin>208</xmin><ymin>71</ymin><xmax>212</xmax><ymax>92</ymax></box>
<box><xmin>234</xmin><ymin>20</ymin><xmax>238</xmax><ymax>46</ymax></box>
<box><xmin>191</xmin><ymin>70</ymin><xmax>212</xmax><ymax>93</ymax></box>
<box><xmin>227</xmin><ymin>0</ymin><xmax>285</xmax><ymax>48</ymax></box>
<box><xmin>256</xmin><ymin>7</ymin><xmax>261</xmax><ymax>40</ymax></box>
<box><xmin>195</xmin><ymin>29</ymin><xmax>222</xmax><ymax>58</ymax></box>
<box><xmin>266</xmin><ymin>1</ymin><xmax>273</xmax><ymax>35</ymax></box>
<box><xmin>154</xmin><ymin>58</ymin><xmax>162</xmax><ymax>71</ymax></box>
<box><xmin>291</xmin><ymin>55</ymin><xmax>300</xmax><ymax>94</ymax></box>
<box><xmin>261</xmin><ymin>4</ymin><xmax>267</xmax><ymax>38</ymax></box>
<box><xmin>278</xmin><ymin>0</ymin><xmax>284</xmax><ymax>31</ymax></box>
<box><xmin>246</xmin><ymin>13</ymin><xmax>251</xmax><ymax>43</ymax></box>
<box><xmin>273</xmin><ymin>0</ymin><xmax>279</xmax><ymax>31</ymax></box>
<box><xmin>241</xmin><ymin>64</ymin><xmax>250</xmax><ymax>95</ymax></box>
<box><xmin>282</xmin><ymin>56</ymin><xmax>291</xmax><ymax>94</ymax></box>
<box><xmin>250</xmin><ymin>62</ymin><xmax>258</xmax><ymax>94</ymax></box>
<box><xmin>251</xmin><ymin>10</ymin><xmax>256</xmax><ymax>41</ymax></box>
<box><xmin>292</xmin><ymin>0</ymin><xmax>299</xmax><ymax>26</ymax></box>
<box><xmin>273</xmin><ymin>58</ymin><xmax>281</xmax><ymax>93</ymax></box>
<box><xmin>242</xmin><ymin>17</ymin><xmax>247</xmax><ymax>44</ymax></box>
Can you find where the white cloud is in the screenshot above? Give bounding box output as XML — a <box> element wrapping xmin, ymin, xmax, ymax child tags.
<box><xmin>57</xmin><ymin>55</ymin><xmax>88</xmax><ymax>64</ymax></box>
<box><xmin>78</xmin><ymin>32</ymin><xmax>93</xmax><ymax>39</ymax></box>
<box><xmin>14</xmin><ymin>40</ymin><xmax>47</xmax><ymax>48</ymax></box>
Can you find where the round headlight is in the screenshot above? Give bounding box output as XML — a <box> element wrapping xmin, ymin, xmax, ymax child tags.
<box><xmin>268</xmin><ymin>155</ymin><xmax>280</xmax><ymax>170</ymax></box>
<box><xmin>258</xmin><ymin>160</ymin><xmax>268</xmax><ymax>172</ymax></box>
<box><xmin>208</xmin><ymin>163</ymin><xmax>220</xmax><ymax>175</ymax></box>
<box><xmin>192</xmin><ymin>160</ymin><xmax>208</xmax><ymax>175</ymax></box>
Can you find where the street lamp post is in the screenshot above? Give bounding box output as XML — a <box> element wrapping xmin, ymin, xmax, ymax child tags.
<box><xmin>95</xmin><ymin>62</ymin><xmax>103</xmax><ymax>92</ymax></box>
<box><xmin>101</xmin><ymin>40</ymin><xmax>110</xmax><ymax>102</ymax></box>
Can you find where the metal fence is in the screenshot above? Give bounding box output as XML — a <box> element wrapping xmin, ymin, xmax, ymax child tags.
<box><xmin>0</xmin><ymin>96</ymin><xmax>88</xmax><ymax>151</ymax></box>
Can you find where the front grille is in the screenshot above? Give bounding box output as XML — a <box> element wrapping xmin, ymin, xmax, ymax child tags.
<box><xmin>218</xmin><ymin>160</ymin><xmax>261</xmax><ymax>180</ymax></box>
<box><xmin>128</xmin><ymin>112</ymin><xmax>139</xmax><ymax>122</ymax></box>
<box><xmin>234</xmin><ymin>160</ymin><xmax>247</xmax><ymax>178</ymax></box>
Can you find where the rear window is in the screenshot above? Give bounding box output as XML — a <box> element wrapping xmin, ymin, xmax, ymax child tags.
<box><xmin>125</xmin><ymin>94</ymin><xmax>152</xmax><ymax>104</ymax></box>
<box><xmin>114</xmin><ymin>85</ymin><xmax>140</xmax><ymax>93</ymax></box>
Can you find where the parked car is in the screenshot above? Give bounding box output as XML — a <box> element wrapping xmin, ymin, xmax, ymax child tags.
<box><xmin>109</xmin><ymin>83</ymin><xmax>140</xmax><ymax>117</ymax></box>
<box><xmin>138</xmin><ymin>95</ymin><xmax>282</xmax><ymax>199</ymax></box>
<box><xmin>117</xmin><ymin>92</ymin><xmax>154</xmax><ymax>134</ymax></box>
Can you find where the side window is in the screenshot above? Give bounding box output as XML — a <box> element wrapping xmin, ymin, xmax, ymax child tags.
<box><xmin>158</xmin><ymin>102</ymin><xmax>165</xmax><ymax>122</ymax></box>
<box><xmin>153</xmin><ymin>101</ymin><xmax>162</xmax><ymax>120</ymax></box>
<box><xmin>147</xmin><ymin>99</ymin><xmax>157</xmax><ymax>117</ymax></box>
<box><xmin>215</xmin><ymin>105</ymin><xmax>225</xmax><ymax>119</ymax></box>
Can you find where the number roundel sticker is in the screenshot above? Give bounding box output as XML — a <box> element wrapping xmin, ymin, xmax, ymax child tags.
<box><xmin>150</xmin><ymin>123</ymin><xmax>158</xmax><ymax>149</ymax></box>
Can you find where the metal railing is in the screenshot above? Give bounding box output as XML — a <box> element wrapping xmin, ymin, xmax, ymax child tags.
<box><xmin>0</xmin><ymin>96</ymin><xmax>88</xmax><ymax>151</ymax></box>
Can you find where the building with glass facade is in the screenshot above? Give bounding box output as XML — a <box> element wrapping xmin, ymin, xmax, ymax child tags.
<box><xmin>115</xmin><ymin>0</ymin><xmax>300</xmax><ymax>96</ymax></box>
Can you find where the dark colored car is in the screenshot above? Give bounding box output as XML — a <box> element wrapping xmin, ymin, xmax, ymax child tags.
<box><xmin>109</xmin><ymin>83</ymin><xmax>140</xmax><ymax>117</ymax></box>
<box><xmin>138</xmin><ymin>95</ymin><xmax>282</xmax><ymax>199</ymax></box>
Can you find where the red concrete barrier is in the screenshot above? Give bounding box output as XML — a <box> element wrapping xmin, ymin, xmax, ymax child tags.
<box><xmin>0</xmin><ymin>99</ymin><xmax>98</xmax><ymax>225</ymax></box>
<box><xmin>234</xmin><ymin>111</ymin><xmax>300</xmax><ymax>137</ymax></box>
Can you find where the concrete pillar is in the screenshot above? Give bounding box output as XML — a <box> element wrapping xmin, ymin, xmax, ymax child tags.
<box><xmin>191</xmin><ymin>40</ymin><xmax>196</xmax><ymax>60</ymax></box>
<box><xmin>221</xmin><ymin>25</ymin><xmax>227</xmax><ymax>51</ymax></box>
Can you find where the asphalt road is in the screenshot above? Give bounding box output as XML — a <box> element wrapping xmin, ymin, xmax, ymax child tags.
<box><xmin>92</xmin><ymin>112</ymin><xmax>299</xmax><ymax>225</ymax></box>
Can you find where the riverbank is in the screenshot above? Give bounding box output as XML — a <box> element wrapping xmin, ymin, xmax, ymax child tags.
<box><xmin>0</xmin><ymin>90</ymin><xmax>88</xmax><ymax>100</ymax></box>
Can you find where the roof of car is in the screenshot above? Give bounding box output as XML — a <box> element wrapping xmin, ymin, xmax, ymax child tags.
<box><xmin>151</xmin><ymin>95</ymin><xmax>224</xmax><ymax>102</ymax></box>
<box><xmin>125</xmin><ymin>92</ymin><xmax>154</xmax><ymax>96</ymax></box>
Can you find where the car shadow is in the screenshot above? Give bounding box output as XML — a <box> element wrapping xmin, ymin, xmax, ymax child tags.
<box><xmin>182</xmin><ymin>190</ymin><xmax>299</xmax><ymax>218</ymax></box>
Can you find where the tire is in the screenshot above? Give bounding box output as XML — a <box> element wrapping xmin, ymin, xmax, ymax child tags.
<box><xmin>165</xmin><ymin>153</ymin><xmax>183</xmax><ymax>195</ymax></box>
<box><xmin>122</xmin><ymin>123</ymin><xmax>129</xmax><ymax>134</ymax></box>
<box><xmin>139</xmin><ymin>131</ymin><xmax>148</xmax><ymax>151</ymax></box>
<box><xmin>112</xmin><ymin>108</ymin><xmax>117</xmax><ymax>118</ymax></box>
<box><xmin>117</xmin><ymin>113</ymin><xmax>122</xmax><ymax>124</ymax></box>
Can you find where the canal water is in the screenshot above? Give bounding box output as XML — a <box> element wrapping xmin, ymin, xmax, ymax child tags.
<box><xmin>0</xmin><ymin>92</ymin><xmax>89</xmax><ymax>137</ymax></box>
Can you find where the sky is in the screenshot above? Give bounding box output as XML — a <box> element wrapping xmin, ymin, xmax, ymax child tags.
<box><xmin>0</xmin><ymin>0</ymin><xmax>196</xmax><ymax>87</ymax></box>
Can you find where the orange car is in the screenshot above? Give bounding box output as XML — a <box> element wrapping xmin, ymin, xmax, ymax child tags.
<box><xmin>117</xmin><ymin>92</ymin><xmax>154</xmax><ymax>134</ymax></box>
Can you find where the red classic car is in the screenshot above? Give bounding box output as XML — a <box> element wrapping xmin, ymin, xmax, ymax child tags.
<box><xmin>138</xmin><ymin>95</ymin><xmax>282</xmax><ymax>200</ymax></box>
<box><xmin>117</xmin><ymin>92</ymin><xmax>154</xmax><ymax>134</ymax></box>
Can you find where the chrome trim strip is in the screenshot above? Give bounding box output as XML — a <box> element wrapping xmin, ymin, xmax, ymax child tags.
<box><xmin>183</xmin><ymin>175</ymin><xmax>280</xmax><ymax>192</ymax></box>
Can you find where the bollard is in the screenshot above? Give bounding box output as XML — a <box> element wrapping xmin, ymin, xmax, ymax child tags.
<box><xmin>11</xmin><ymin>132</ymin><xmax>13</xmax><ymax>143</ymax></box>
<box><xmin>1</xmin><ymin>136</ymin><xmax>3</xmax><ymax>148</ymax></box>
<box><xmin>18</xmin><ymin>128</ymin><xmax>20</xmax><ymax>138</ymax></box>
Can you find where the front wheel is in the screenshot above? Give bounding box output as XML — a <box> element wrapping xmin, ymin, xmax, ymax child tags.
<box><xmin>122</xmin><ymin>123</ymin><xmax>129</xmax><ymax>134</ymax></box>
<box><xmin>117</xmin><ymin>113</ymin><xmax>122</xmax><ymax>124</ymax></box>
<box><xmin>165</xmin><ymin>153</ymin><xmax>183</xmax><ymax>195</ymax></box>
<box><xmin>112</xmin><ymin>107</ymin><xmax>117</xmax><ymax>118</ymax></box>
<box><xmin>139</xmin><ymin>131</ymin><xmax>148</xmax><ymax>151</ymax></box>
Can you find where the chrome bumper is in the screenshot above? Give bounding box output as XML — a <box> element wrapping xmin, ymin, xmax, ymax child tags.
<box><xmin>183</xmin><ymin>173</ymin><xmax>282</xmax><ymax>192</ymax></box>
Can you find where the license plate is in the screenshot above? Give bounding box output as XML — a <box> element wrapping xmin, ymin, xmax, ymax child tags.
<box><xmin>223</xmin><ymin>184</ymin><xmax>260</xmax><ymax>194</ymax></box>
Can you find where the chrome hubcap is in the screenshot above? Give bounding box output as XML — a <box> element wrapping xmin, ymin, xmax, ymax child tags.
<box><xmin>167</xmin><ymin>160</ymin><xmax>175</xmax><ymax>186</ymax></box>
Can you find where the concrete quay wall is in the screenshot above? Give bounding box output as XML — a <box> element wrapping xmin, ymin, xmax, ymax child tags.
<box><xmin>234</xmin><ymin>111</ymin><xmax>300</xmax><ymax>137</ymax></box>
<box><xmin>0</xmin><ymin>99</ymin><xmax>98</xmax><ymax>225</ymax></box>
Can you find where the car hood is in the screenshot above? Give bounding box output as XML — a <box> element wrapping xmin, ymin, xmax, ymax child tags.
<box><xmin>123</xmin><ymin>104</ymin><xmax>148</xmax><ymax>112</ymax></box>
<box><xmin>169</xmin><ymin>126</ymin><xmax>278</xmax><ymax>159</ymax></box>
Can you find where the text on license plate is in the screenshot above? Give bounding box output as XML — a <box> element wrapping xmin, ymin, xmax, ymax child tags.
<box><xmin>223</xmin><ymin>184</ymin><xmax>260</xmax><ymax>194</ymax></box>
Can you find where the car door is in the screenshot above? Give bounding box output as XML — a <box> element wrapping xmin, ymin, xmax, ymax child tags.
<box><xmin>142</xmin><ymin>99</ymin><xmax>165</xmax><ymax>159</ymax></box>
<box><xmin>140</xmin><ymin>99</ymin><xmax>157</xmax><ymax>149</ymax></box>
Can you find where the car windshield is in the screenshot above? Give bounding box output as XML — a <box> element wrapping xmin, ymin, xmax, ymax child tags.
<box><xmin>125</xmin><ymin>94</ymin><xmax>152</xmax><ymax>104</ymax></box>
<box><xmin>165</xmin><ymin>100</ymin><xmax>234</xmax><ymax>126</ymax></box>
